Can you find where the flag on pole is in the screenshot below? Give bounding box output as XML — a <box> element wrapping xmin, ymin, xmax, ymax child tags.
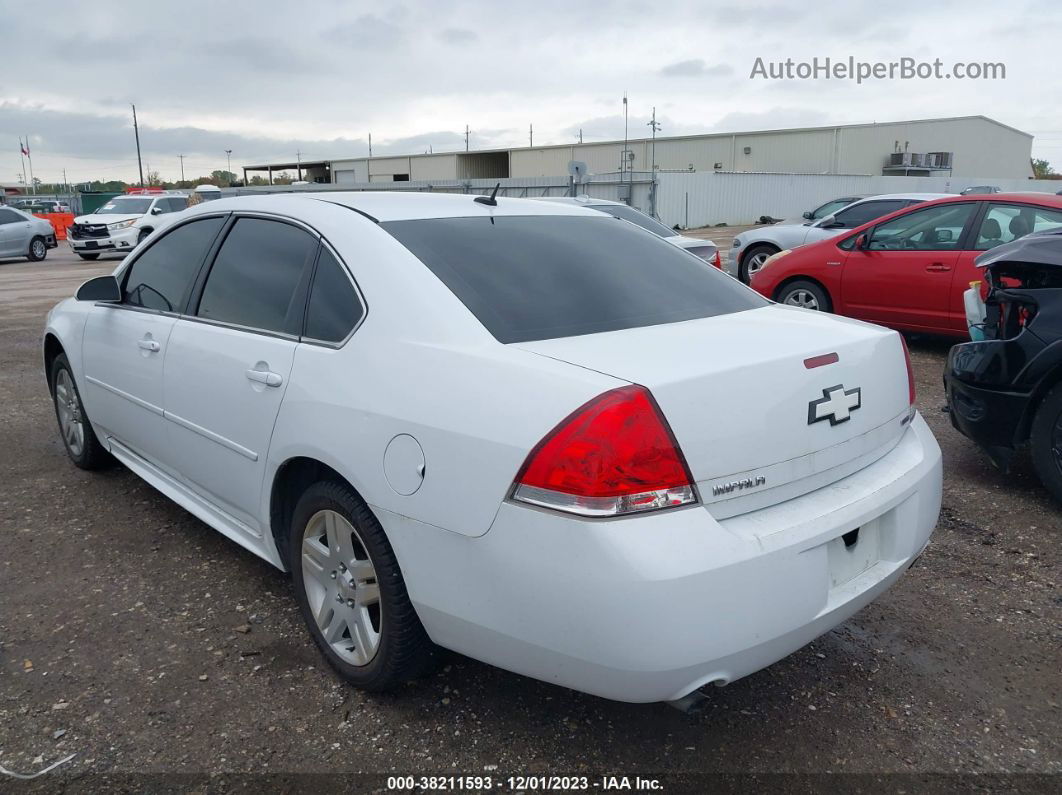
<box><xmin>20</xmin><ymin>138</ymin><xmax>29</xmax><ymax>156</ymax></box>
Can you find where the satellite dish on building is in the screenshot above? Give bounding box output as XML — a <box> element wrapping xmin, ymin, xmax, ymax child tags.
<box><xmin>568</xmin><ymin>160</ymin><xmax>589</xmax><ymax>182</ymax></box>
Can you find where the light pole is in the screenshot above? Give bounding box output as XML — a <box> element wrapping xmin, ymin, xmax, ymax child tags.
<box><xmin>178</xmin><ymin>154</ymin><xmax>185</xmax><ymax>182</ymax></box>
<box><xmin>225</xmin><ymin>149</ymin><xmax>232</xmax><ymax>183</ymax></box>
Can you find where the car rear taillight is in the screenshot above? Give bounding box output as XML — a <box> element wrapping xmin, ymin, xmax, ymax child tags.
<box><xmin>900</xmin><ymin>335</ymin><xmax>916</xmax><ymax>411</ymax></box>
<box><xmin>512</xmin><ymin>385</ymin><xmax>697</xmax><ymax>517</ymax></box>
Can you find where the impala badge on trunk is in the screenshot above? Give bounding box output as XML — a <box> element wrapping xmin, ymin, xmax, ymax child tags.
<box><xmin>809</xmin><ymin>385</ymin><xmax>862</xmax><ymax>426</ymax></box>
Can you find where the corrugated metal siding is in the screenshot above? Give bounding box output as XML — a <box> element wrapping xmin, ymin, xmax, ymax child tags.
<box><xmin>368</xmin><ymin>157</ymin><xmax>411</xmax><ymax>180</ymax></box>
<box><xmin>410</xmin><ymin>154</ymin><xmax>457</xmax><ymax>180</ymax></box>
<box><xmin>510</xmin><ymin>147</ymin><xmax>574</xmax><ymax>177</ymax></box>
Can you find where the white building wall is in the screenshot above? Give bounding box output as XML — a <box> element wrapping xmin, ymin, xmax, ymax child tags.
<box><xmin>510</xmin><ymin>147</ymin><xmax>574</xmax><ymax>177</ymax></box>
<box><xmin>410</xmin><ymin>154</ymin><xmax>458</xmax><ymax>180</ymax></box>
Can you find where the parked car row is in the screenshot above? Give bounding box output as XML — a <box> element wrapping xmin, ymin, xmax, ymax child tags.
<box><xmin>748</xmin><ymin>193</ymin><xmax>1062</xmax><ymax>337</ymax></box>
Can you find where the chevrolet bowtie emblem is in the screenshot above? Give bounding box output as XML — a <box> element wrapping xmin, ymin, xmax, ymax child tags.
<box><xmin>808</xmin><ymin>385</ymin><xmax>862</xmax><ymax>426</ymax></box>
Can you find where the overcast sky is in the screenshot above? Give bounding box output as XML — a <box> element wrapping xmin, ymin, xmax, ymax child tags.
<box><xmin>2</xmin><ymin>0</ymin><xmax>1059</xmax><ymax>184</ymax></box>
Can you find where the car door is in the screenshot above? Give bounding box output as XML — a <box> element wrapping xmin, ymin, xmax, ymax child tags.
<box><xmin>80</xmin><ymin>215</ymin><xmax>227</xmax><ymax>467</ymax></box>
<box><xmin>0</xmin><ymin>207</ymin><xmax>31</xmax><ymax>256</ymax></box>
<box><xmin>161</xmin><ymin>215</ymin><xmax>317</xmax><ymax>533</ymax></box>
<box><xmin>838</xmin><ymin>201</ymin><xmax>978</xmax><ymax>332</ymax></box>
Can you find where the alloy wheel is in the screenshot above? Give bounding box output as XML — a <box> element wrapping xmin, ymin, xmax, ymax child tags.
<box><xmin>300</xmin><ymin>509</ymin><xmax>382</xmax><ymax>666</ymax></box>
<box><xmin>783</xmin><ymin>289</ymin><xmax>820</xmax><ymax>310</ymax></box>
<box><xmin>31</xmin><ymin>239</ymin><xmax>46</xmax><ymax>259</ymax></box>
<box><xmin>746</xmin><ymin>251</ymin><xmax>770</xmax><ymax>276</ymax></box>
<box><xmin>55</xmin><ymin>369</ymin><xmax>85</xmax><ymax>457</ymax></box>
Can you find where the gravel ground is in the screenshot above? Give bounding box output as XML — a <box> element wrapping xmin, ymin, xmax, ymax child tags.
<box><xmin>0</xmin><ymin>247</ymin><xmax>1059</xmax><ymax>792</ymax></box>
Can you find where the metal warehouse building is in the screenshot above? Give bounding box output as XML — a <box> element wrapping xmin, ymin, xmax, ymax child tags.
<box><xmin>248</xmin><ymin>115</ymin><xmax>1032</xmax><ymax>186</ymax></box>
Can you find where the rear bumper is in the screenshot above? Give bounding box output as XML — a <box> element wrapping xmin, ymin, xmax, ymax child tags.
<box><xmin>378</xmin><ymin>414</ymin><xmax>942</xmax><ymax>703</ymax></box>
<box><xmin>944</xmin><ymin>374</ymin><xmax>1028</xmax><ymax>469</ymax></box>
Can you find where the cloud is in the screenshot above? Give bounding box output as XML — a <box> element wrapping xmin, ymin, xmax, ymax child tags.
<box><xmin>659</xmin><ymin>59</ymin><xmax>733</xmax><ymax>78</ymax></box>
<box><xmin>709</xmin><ymin>108</ymin><xmax>832</xmax><ymax>133</ymax></box>
<box><xmin>438</xmin><ymin>28</ymin><xmax>478</xmax><ymax>44</ymax></box>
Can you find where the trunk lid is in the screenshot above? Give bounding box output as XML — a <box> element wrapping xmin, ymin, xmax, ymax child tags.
<box><xmin>515</xmin><ymin>305</ymin><xmax>912</xmax><ymax>517</ymax></box>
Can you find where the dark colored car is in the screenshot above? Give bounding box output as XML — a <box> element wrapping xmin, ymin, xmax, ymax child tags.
<box><xmin>944</xmin><ymin>229</ymin><xmax>1062</xmax><ymax>501</ymax></box>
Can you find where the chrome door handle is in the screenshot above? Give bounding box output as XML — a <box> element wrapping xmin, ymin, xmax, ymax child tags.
<box><xmin>246</xmin><ymin>369</ymin><xmax>283</xmax><ymax>388</ymax></box>
<box><xmin>138</xmin><ymin>339</ymin><xmax>160</xmax><ymax>352</ymax></box>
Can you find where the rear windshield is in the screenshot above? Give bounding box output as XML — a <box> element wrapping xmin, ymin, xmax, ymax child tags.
<box><xmin>587</xmin><ymin>204</ymin><xmax>676</xmax><ymax>238</ymax></box>
<box><xmin>383</xmin><ymin>215</ymin><xmax>766</xmax><ymax>343</ymax></box>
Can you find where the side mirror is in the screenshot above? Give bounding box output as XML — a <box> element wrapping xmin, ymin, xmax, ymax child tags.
<box><xmin>151</xmin><ymin>206</ymin><xmax>163</xmax><ymax>215</ymax></box>
<box><xmin>854</xmin><ymin>233</ymin><xmax>869</xmax><ymax>250</ymax></box>
<box><xmin>76</xmin><ymin>275</ymin><xmax>121</xmax><ymax>302</ymax></box>
<box><xmin>802</xmin><ymin>211</ymin><xmax>813</xmax><ymax>220</ymax></box>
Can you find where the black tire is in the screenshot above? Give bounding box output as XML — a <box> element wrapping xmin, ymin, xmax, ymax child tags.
<box><xmin>137</xmin><ymin>229</ymin><xmax>151</xmax><ymax>244</ymax></box>
<box><xmin>1030</xmin><ymin>384</ymin><xmax>1062</xmax><ymax>504</ymax></box>
<box><xmin>739</xmin><ymin>243</ymin><xmax>779</xmax><ymax>283</ymax></box>
<box><xmin>27</xmin><ymin>236</ymin><xmax>47</xmax><ymax>262</ymax></box>
<box><xmin>76</xmin><ymin>252</ymin><xmax>100</xmax><ymax>261</ymax></box>
<box><xmin>50</xmin><ymin>353</ymin><xmax>112</xmax><ymax>470</ymax></box>
<box><xmin>775</xmin><ymin>279</ymin><xmax>832</xmax><ymax>312</ymax></box>
<box><xmin>289</xmin><ymin>480</ymin><xmax>437</xmax><ymax>691</ymax></box>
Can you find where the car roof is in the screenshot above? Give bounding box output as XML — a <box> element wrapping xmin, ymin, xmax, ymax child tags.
<box><xmin>188</xmin><ymin>191</ymin><xmax>606</xmax><ymax>222</ymax></box>
<box><xmin>850</xmin><ymin>193</ymin><xmax>956</xmax><ymax>203</ymax></box>
<box><xmin>532</xmin><ymin>196</ymin><xmax>626</xmax><ymax>207</ymax></box>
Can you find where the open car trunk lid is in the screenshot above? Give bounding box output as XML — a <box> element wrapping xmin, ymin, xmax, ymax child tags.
<box><xmin>515</xmin><ymin>305</ymin><xmax>913</xmax><ymax>518</ymax></box>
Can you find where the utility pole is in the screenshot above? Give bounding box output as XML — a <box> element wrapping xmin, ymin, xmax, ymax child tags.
<box><xmin>225</xmin><ymin>149</ymin><xmax>233</xmax><ymax>181</ymax></box>
<box><xmin>131</xmin><ymin>104</ymin><xmax>144</xmax><ymax>188</ymax></box>
<box><xmin>24</xmin><ymin>135</ymin><xmax>36</xmax><ymax>195</ymax></box>
<box><xmin>647</xmin><ymin>107</ymin><xmax>662</xmax><ymax>218</ymax></box>
<box><xmin>529</xmin><ymin>123</ymin><xmax>533</xmax><ymax>148</ymax></box>
<box><xmin>368</xmin><ymin>132</ymin><xmax>373</xmax><ymax>158</ymax></box>
<box><xmin>178</xmin><ymin>154</ymin><xmax>185</xmax><ymax>182</ymax></box>
<box><xmin>622</xmin><ymin>92</ymin><xmax>629</xmax><ymax>180</ymax></box>
<box><xmin>647</xmin><ymin>107</ymin><xmax>661</xmax><ymax>173</ymax></box>
<box><xmin>18</xmin><ymin>137</ymin><xmax>28</xmax><ymax>194</ymax></box>
<box><xmin>464</xmin><ymin>124</ymin><xmax>471</xmax><ymax>151</ymax></box>
<box><xmin>578</xmin><ymin>128</ymin><xmax>583</xmax><ymax>144</ymax></box>
<box><xmin>296</xmin><ymin>150</ymin><xmax>302</xmax><ymax>181</ymax></box>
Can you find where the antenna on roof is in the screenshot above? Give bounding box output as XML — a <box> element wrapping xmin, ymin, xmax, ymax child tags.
<box><xmin>474</xmin><ymin>182</ymin><xmax>501</xmax><ymax>207</ymax></box>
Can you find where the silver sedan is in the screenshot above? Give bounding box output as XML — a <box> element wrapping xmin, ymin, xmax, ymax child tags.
<box><xmin>0</xmin><ymin>204</ymin><xmax>58</xmax><ymax>261</ymax></box>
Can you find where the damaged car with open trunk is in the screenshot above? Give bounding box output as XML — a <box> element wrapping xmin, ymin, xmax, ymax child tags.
<box><xmin>945</xmin><ymin>228</ymin><xmax>1062</xmax><ymax>502</ymax></box>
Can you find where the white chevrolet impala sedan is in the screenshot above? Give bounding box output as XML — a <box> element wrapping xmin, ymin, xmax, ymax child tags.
<box><xmin>43</xmin><ymin>192</ymin><xmax>942</xmax><ymax>704</ymax></box>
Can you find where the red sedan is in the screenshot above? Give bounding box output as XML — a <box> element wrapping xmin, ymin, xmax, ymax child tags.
<box><xmin>750</xmin><ymin>194</ymin><xmax>1062</xmax><ymax>337</ymax></box>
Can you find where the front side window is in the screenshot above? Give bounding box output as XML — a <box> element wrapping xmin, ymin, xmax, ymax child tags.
<box><xmin>868</xmin><ymin>203</ymin><xmax>975</xmax><ymax>251</ymax></box>
<box><xmin>812</xmin><ymin>198</ymin><xmax>856</xmax><ymax>220</ymax></box>
<box><xmin>122</xmin><ymin>216</ymin><xmax>225</xmax><ymax>312</ymax></box>
<box><xmin>383</xmin><ymin>215</ymin><xmax>766</xmax><ymax>344</ymax></box>
<box><xmin>0</xmin><ymin>208</ymin><xmax>21</xmax><ymax>225</ymax></box>
<box><xmin>304</xmin><ymin>248</ymin><xmax>364</xmax><ymax>343</ymax></box>
<box><xmin>197</xmin><ymin>218</ymin><xmax>316</xmax><ymax>334</ymax></box>
<box><xmin>829</xmin><ymin>200</ymin><xmax>908</xmax><ymax>229</ymax></box>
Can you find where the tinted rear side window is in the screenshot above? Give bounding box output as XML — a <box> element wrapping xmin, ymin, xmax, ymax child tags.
<box><xmin>197</xmin><ymin>218</ymin><xmax>316</xmax><ymax>334</ymax></box>
<box><xmin>123</xmin><ymin>216</ymin><xmax>225</xmax><ymax>312</ymax></box>
<box><xmin>383</xmin><ymin>216</ymin><xmax>766</xmax><ymax>343</ymax></box>
<box><xmin>833</xmin><ymin>200</ymin><xmax>908</xmax><ymax>228</ymax></box>
<box><xmin>305</xmin><ymin>248</ymin><xmax>364</xmax><ymax>342</ymax></box>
